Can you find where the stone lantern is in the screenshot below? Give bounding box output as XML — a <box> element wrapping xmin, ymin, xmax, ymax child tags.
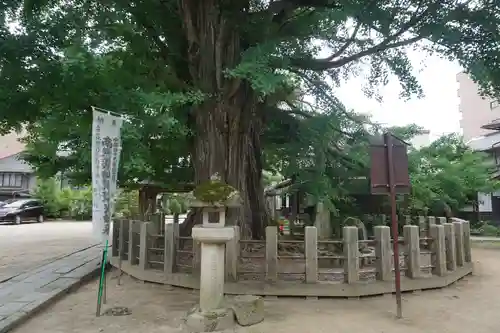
<box><xmin>184</xmin><ymin>174</ymin><xmax>241</xmax><ymax>332</ymax></box>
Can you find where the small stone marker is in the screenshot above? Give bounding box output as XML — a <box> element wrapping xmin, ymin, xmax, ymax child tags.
<box><xmin>185</xmin><ymin>306</ymin><xmax>235</xmax><ymax>333</ymax></box>
<box><xmin>230</xmin><ymin>295</ymin><xmax>264</xmax><ymax>326</ymax></box>
<box><xmin>103</xmin><ymin>306</ymin><xmax>132</xmax><ymax>316</ymax></box>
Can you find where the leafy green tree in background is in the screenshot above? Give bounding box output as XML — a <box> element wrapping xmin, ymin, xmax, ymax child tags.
<box><xmin>33</xmin><ymin>179</ymin><xmax>93</xmax><ymax>219</ymax></box>
<box><xmin>408</xmin><ymin>133</ymin><xmax>500</xmax><ymax>215</ymax></box>
<box><xmin>32</xmin><ymin>178</ymin><xmax>62</xmax><ymax>217</ymax></box>
<box><xmin>114</xmin><ymin>190</ymin><xmax>140</xmax><ymax>218</ymax></box>
<box><xmin>1</xmin><ymin>0</ymin><xmax>499</xmax><ymax>238</ymax></box>
<box><xmin>168</xmin><ymin>199</ymin><xmax>183</xmax><ymax>215</ymax></box>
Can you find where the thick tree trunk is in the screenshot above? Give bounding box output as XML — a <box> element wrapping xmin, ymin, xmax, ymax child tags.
<box><xmin>180</xmin><ymin>0</ymin><xmax>268</xmax><ymax>239</ymax></box>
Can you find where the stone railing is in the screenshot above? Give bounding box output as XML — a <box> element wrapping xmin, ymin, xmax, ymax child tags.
<box><xmin>110</xmin><ymin>216</ymin><xmax>472</xmax><ymax>297</ymax></box>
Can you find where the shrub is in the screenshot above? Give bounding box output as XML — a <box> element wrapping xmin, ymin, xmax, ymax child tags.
<box><xmin>169</xmin><ymin>198</ymin><xmax>182</xmax><ymax>214</ymax></box>
<box><xmin>114</xmin><ymin>190</ymin><xmax>139</xmax><ymax>218</ymax></box>
<box><xmin>479</xmin><ymin>223</ymin><xmax>500</xmax><ymax>237</ymax></box>
<box><xmin>34</xmin><ymin>178</ymin><xmax>140</xmax><ymax>220</ymax></box>
<box><xmin>68</xmin><ymin>187</ymin><xmax>92</xmax><ymax>220</ymax></box>
<box><xmin>33</xmin><ymin>178</ymin><xmax>65</xmax><ymax>218</ymax></box>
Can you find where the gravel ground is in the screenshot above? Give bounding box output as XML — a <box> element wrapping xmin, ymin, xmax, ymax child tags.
<box><xmin>11</xmin><ymin>247</ymin><xmax>500</xmax><ymax>333</ymax></box>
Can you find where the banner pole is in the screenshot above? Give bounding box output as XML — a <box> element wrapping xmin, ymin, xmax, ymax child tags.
<box><xmin>96</xmin><ymin>239</ymin><xmax>109</xmax><ymax>317</ymax></box>
<box><xmin>92</xmin><ymin>108</ymin><xmax>124</xmax><ymax>316</ymax></box>
<box><xmin>103</xmin><ymin>243</ymin><xmax>107</xmax><ymax>304</ymax></box>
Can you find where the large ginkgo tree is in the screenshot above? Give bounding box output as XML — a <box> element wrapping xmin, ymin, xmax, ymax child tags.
<box><xmin>1</xmin><ymin>0</ymin><xmax>499</xmax><ymax>238</ymax></box>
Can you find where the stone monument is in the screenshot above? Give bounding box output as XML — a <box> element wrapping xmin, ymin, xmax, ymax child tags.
<box><xmin>184</xmin><ymin>174</ymin><xmax>241</xmax><ymax>332</ymax></box>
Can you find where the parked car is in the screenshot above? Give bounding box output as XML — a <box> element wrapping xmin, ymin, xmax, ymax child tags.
<box><xmin>0</xmin><ymin>199</ymin><xmax>44</xmax><ymax>225</ymax></box>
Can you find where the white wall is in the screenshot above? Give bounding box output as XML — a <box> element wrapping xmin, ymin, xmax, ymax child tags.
<box><xmin>478</xmin><ymin>192</ymin><xmax>493</xmax><ymax>212</ymax></box>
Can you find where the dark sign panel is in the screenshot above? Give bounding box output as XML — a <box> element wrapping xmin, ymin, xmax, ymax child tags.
<box><xmin>369</xmin><ymin>134</ymin><xmax>411</xmax><ymax>195</ymax></box>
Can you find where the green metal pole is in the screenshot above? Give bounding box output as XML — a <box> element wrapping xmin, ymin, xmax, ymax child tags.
<box><xmin>96</xmin><ymin>239</ymin><xmax>109</xmax><ymax>317</ymax></box>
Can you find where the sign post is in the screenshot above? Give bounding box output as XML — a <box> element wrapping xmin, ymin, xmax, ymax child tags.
<box><xmin>369</xmin><ymin>132</ymin><xmax>410</xmax><ymax>319</ymax></box>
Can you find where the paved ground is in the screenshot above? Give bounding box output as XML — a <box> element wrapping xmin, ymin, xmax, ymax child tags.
<box><xmin>0</xmin><ymin>222</ymin><xmax>95</xmax><ymax>282</ymax></box>
<box><xmin>0</xmin><ymin>244</ymin><xmax>102</xmax><ymax>333</ymax></box>
<box><xmin>9</xmin><ymin>246</ymin><xmax>500</xmax><ymax>333</ymax></box>
<box><xmin>0</xmin><ymin>222</ymin><xmax>101</xmax><ymax>332</ymax></box>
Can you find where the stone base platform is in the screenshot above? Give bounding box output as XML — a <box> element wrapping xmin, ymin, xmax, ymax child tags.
<box><xmin>110</xmin><ymin>257</ymin><xmax>473</xmax><ymax>298</ymax></box>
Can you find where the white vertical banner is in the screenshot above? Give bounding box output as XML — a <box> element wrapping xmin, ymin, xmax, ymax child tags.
<box><xmin>92</xmin><ymin>110</ymin><xmax>123</xmax><ymax>243</ymax></box>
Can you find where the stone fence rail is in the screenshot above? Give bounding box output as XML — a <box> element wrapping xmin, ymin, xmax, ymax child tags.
<box><xmin>110</xmin><ymin>216</ymin><xmax>472</xmax><ymax>297</ymax></box>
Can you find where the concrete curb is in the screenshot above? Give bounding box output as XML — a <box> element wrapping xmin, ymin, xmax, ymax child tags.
<box><xmin>0</xmin><ymin>264</ymin><xmax>101</xmax><ymax>333</ymax></box>
<box><xmin>0</xmin><ymin>248</ymin><xmax>103</xmax><ymax>333</ymax></box>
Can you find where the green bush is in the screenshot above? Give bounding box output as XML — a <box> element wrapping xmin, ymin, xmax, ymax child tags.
<box><xmin>479</xmin><ymin>223</ymin><xmax>500</xmax><ymax>237</ymax></box>
<box><xmin>34</xmin><ymin>178</ymin><xmax>140</xmax><ymax>220</ymax></box>
<box><xmin>33</xmin><ymin>178</ymin><xmax>65</xmax><ymax>218</ymax></box>
<box><xmin>159</xmin><ymin>193</ymin><xmax>189</xmax><ymax>214</ymax></box>
<box><xmin>68</xmin><ymin>187</ymin><xmax>92</xmax><ymax>220</ymax></box>
<box><xmin>169</xmin><ymin>198</ymin><xmax>182</xmax><ymax>214</ymax></box>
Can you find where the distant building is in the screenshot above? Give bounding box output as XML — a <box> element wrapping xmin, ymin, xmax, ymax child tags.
<box><xmin>458</xmin><ymin>72</ymin><xmax>500</xmax><ymax>142</ymax></box>
<box><xmin>458</xmin><ymin>72</ymin><xmax>500</xmax><ymax>223</ymax></box>
<box><xmin>0</xmin><ymin>131</ymin><xmax>37</xmax><ymax>200</ymax></box>
<box><xmin>410</xmin><ymin>130</ymin><xmax>431</xmax><ymax>149</ymax></box>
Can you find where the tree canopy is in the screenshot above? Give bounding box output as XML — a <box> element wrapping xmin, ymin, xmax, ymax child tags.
<box><xmin>1</xmin><ymin>0</ymin><xmax>500</xmax><ymax>237</ymax></box>
<box><xmin>407</xmin><ymin>133</ymin><xmax>500</xmax><ymax>214</ymax></box>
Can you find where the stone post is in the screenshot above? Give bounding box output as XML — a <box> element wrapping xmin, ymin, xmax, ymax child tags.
<box><xmin>305</xmin><ymin>226</ymin><xmax>318</xmax><ymax>283</ymax></box>
<box><xmin>418</xmin><ymin>216</ymin><xmax>427</xmax><ymax>237</ymax></box>
<box><xmin>315</xmin><ymin>202</ymin><xmax>332</xmax><ymax>239</ymax></box>
<box><xmin>380</xmin><ymin>214</ymin><xmax>387</xmax><ymax>226</ymax></box>
<box><xmin>374</xmin><ymin>226</ymin><xmax>391</xmax><ymax>281</ymax></box>
<box><xmin>225</xmin><ymin>226</ymin><xmax>240</xmax><ymax>281</ymax></box>
<box><xmin>427</xmin><ymin>216</ymin><xmax>436</xmax><ymax>234</ymax></box>
<box><xmin>164</xmin><ymin>223</ymin><xmax>176</xmax><ymax>274</ymax></box>
<box><xmin>437</xmin><ymin>217</ymin><xmax>447</xmax><ymax>224</ymax></box>
<box><xmin>118</xmin><ymin>219</ymin><xmax>127</xmax><ymax>260</ymax></box>
<box><xmin>139</xmin><ymin>222</ymin><xmax>150</xmax><ymax>270</ymax></box>
<box><xmin>403</xmin><ymin>225</ymin><xmax>420</xmax><ymax>278</ymax></box>
<box><xmin>453</xmin><ymin>221</ymin><xmax>465</xmax><ymax>267</ymax></box>
<box><xmin>266</xmin><ymin>196</ymin><xmax>277</xmax><ymax>220</ymax></box>
<box><xmin>149</xmin><ymin>213</ymin><xmax>161</xmax><ymax>235</ymax></box>
<box><xmin>462</xmin><ymin>220</ymin><xmax>472</xmax><ymax>263</ymax></box>
<box><xmin>112</xmin><ymin>219</ymin><xmax>120</xmax><ymax>257</ymax></box>
<box><xmin>444</xmin><ymin>223</ymin><xmax>456</xmax><ymax>271</ymax></box>
<box><xmin>343</xmin><ymin>226</ymin><xmax>359</xmax><ymax>283</ymax></box>
<box><xmin>128</xmin><ymin>220</ymin><xmax>136</xmax><ymax>265</ymax></box>
<box><xmin>430</xmin><ymin>225</ymin><xmax>446</xmax><ymax>276</ymax></box>
<box><xmin>265</xmin><ymin>226</ymin><xmax>278</xmax><ymax>282</ymax></box>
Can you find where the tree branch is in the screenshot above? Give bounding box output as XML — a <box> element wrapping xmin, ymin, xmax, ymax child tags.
<box><xmin>126</xmin><ymin>3</ymin><xmax>189</xmax><ymax>89</ymax></box>
<box><xmin>320</xmin><ymin>21</ymin><xmax>362</xmax><ymax>62</ymax></box>
<box><xmin>290</xmin><ymin>35</ymin><xmax>424</xmax><ymax>70</ymax></box>
<box><xmin>270</xmin><ymin>0</ymin><xmax>342</xmax><ymax>11</ymax></box>
<box><xmin>287</xmin><ymin>0</ymin><xmax>436</xmax><ymax>71</ymax></box>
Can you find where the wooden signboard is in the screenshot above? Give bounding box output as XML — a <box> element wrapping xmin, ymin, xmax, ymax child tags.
<box><xmin>369</xmin><ymin>134</ymin><xmax>410</xmax><ymax>195</ymax></box>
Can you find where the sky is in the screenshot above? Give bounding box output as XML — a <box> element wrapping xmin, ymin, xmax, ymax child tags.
<box><xmin>336</xmin><ymin>51</ymin><xmax>463</xmax><ymax>139</ymax></box>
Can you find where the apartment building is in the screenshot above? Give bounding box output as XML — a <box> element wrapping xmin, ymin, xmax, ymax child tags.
<box><xmin>458</xmin><ymin>72</ymin><xmax>500</xmax><ymax>223</ymax></box>
<box><xmin>458</xmin><ymin>72</ymin><xmax>500</xmax><ymax>142</ymax></box>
